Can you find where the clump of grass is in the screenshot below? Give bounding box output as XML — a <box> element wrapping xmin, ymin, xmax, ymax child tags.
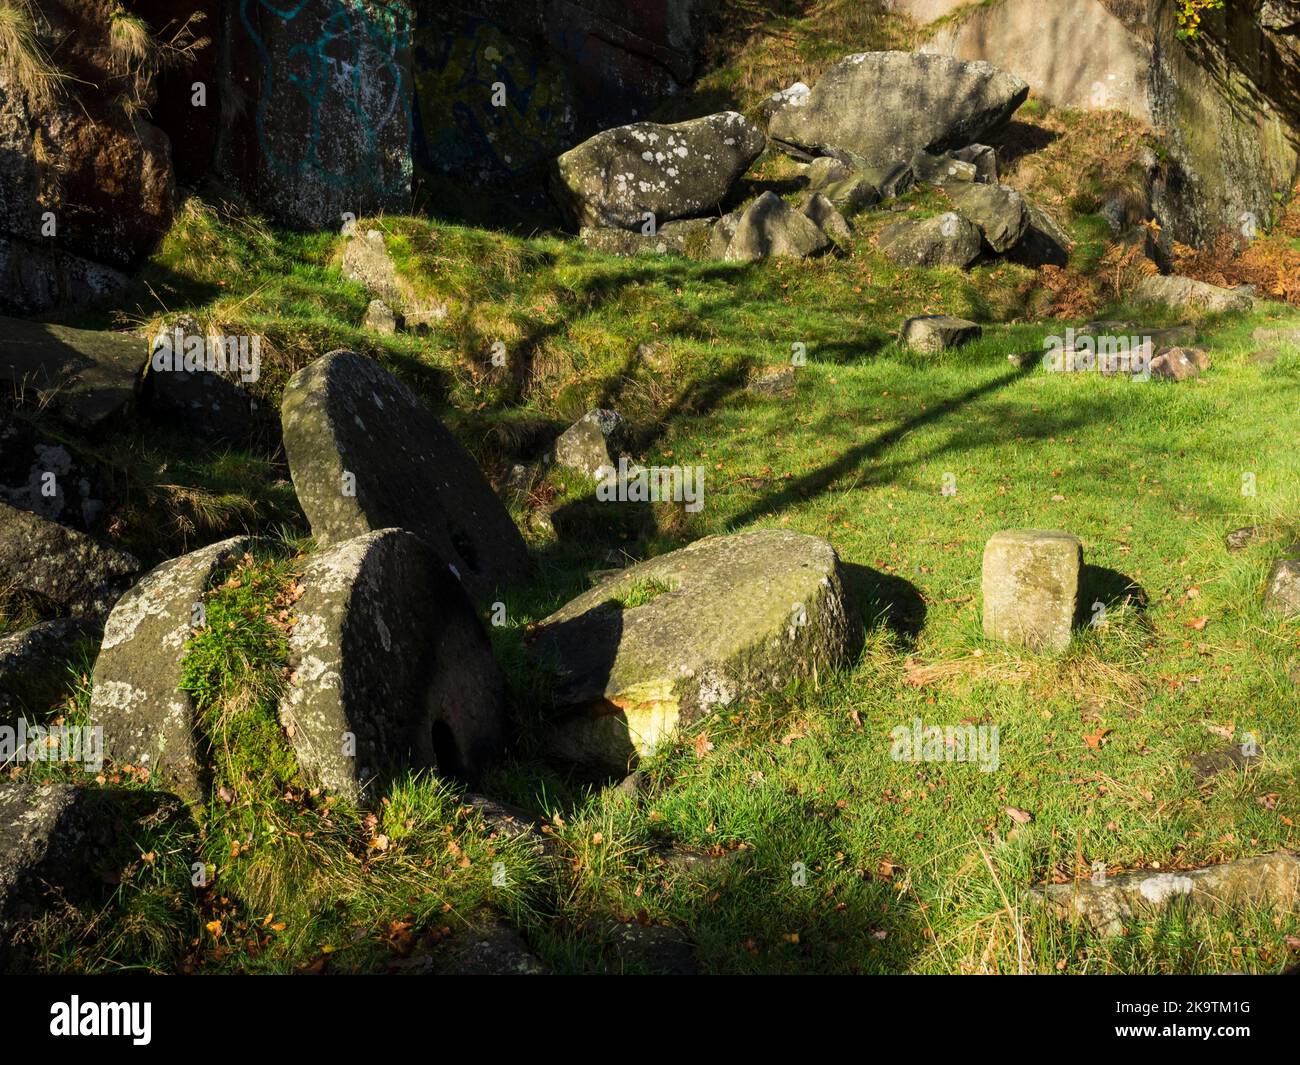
<box><xmin>609</xmin><ymin>576</ymin><xmax>676</xmax><ymax>609</ymax></box>
<box><xmin>0</xmin><ymin>0</ymin><xmax>67</xmax><ymax>107</ymax></box>
<box><xmin>108</xmin><ymin>7</ymin><xmax>210</xmax><ymax>115</ymax></box>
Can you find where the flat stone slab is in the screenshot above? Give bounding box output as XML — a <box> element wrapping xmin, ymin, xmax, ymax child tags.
<box><xmin>280</xmin><ymin>529</ymin><xmax>506</xmax><ymax>801</ymax></box>
<box><xmin>1135</xmin><ymin>275</ymin><xmax>1254</xmax><ymax>314</ymax></box>
<box><xmin>0</xmin><ymin>317</ymin><xmax>145</xmax><ymax>431</ymax></box>
<box><xmin>0</xmin><ymin>502</ymin><xmax>139</xmax><ymax>619</ymax></box>
<box><xmin>530</xmin><ymin>529</ymin><xmax>859</xmax><ymax>771</ymax></box>
<box><xmin>280</xmin><ymin>351</ymin><xmax>533</xmax><ymax>602</ymax></box>
<box><xmin>91</xmin><ymin>537</ymin><xmax>250</xmax><ymax>799</ymax></box>
<box><xmin>900</xmin><ymin>315</ymin><xmax>982</xmax><ymax>354</ymax></box>
<box><xmin>982</xmin><ymin>529</ymin><xmax>1082</xmax><ymax>653</ymax></box>
<box><xmin>1033</xmin><ymin>853</ymin><xmax>1300</xmax><ymax>937</ymax></box>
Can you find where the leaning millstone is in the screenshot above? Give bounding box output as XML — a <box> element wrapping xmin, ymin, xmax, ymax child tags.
<box><xmin>1263</xmin><ymin>558</ymin><xmax>1300</xmax><ymax>616</ymax></box>
<box><xmin>947</xmin><ymin>182</ymin><xmax>1029</xmax><ymax>252</ymax></box>
<box><xmin>530</xmin><ymin>529</ymin><xmax>859</xmax><ymax>772</ymax></box>
<box><xmin>0</xmin><ymin>619</ymin><xmax>94</xmax><ymax>717</ymax></box>
<box><xmin>0</xmin><ymin>502</ymin><xmax>138</xmax><ymax>619</ymax></box>
<box><xmin>0</xmin><ymin>316</ymin><xmax>145</xmax><ymax>432</ymax></box>
<box><xmin>769</xmin><ymin>52</ymin><xmax>1028</xmax><ymax>167</ymax></box>
<box><xmin>579</xmin><ymin>219</ymin><xmax>713</xmax><ymax>258</ymax></box>
<box><xmin>1031</xmin><ymin>853</ymin><xmax>1300</xmax><ymax>938</ymax></box>
<box><xmin>1149</xmin><ymin>346</ymin><xmax>1210</xmax><ymax>381</ymax></box>
<box><xmin>982</xmin><ymin>529</ymin><xmax>1082</xmax><ymax>653</ymax></box>
<box><xmin>551</xmin><ymin>112</ymin><xmax>766</xmax><ymax>231</ymax></box>
<box><xmin>725</xmin><ymin>192</ymin><xmax>833</xmax><ymax>262</ymax></box>
<box><xmin>802</xmin><ymin>193</ymin><xmax>852</xmax><ymax>246</ymax></box>
<box><xmin>0</xmin><ymin>782</ymin><xmax>184</xmax><ymax>962</ymax></box>
<box><xmin>91</xmin><ymin>536</ymin><xmax>250</xmax><ymax>799</ymax></box>
<box><xmin>363</xmin><ymin>299</ymin><xmax>401</xmax><ymax>335</ymax></box>
<box><xmin>281</xmin><ymin>529</ymin><xmax>506</xmax><ymax>800</ymax></box>
<box><xmin>1135</xmin><ymin>274</ymin><xmax>1255</xmax><ymax>314</ymax></box>
<box><xmin>280</xmin><ymin>351</ymin><xmax>532</xmax><ymax>602</ymax></box>
<box><xmin>911</xmin><ymin>150</ymin><xmax>977</xmax><ymax>186</ymax></box>
<box><xmin>877</xmin><ymin>213</ymin><xmax>982</xmax><ymax>268</ymax></box>
<box><xmin>900</xmin><ymin>315</ymin><xmax>982</xmax><ymax>354</ymax></box>
<box><xmin>554</xmin><ymin>409</ymin><xmax>625</xmax><ymax>479</ymax></box>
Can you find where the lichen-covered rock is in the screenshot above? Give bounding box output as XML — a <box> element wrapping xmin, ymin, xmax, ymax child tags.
<box><xmin>952</xmin><ymin>143</ymin><xmax>998</xmax><ymax>182</ymax></box>
<box><xmin>1033</xmin><ymin>853</ymin><xmax>1300</xmax><ymax>937</ymax></box>
<box><xmin>724</xmin><ymin>192</ymin><xmax>832</xmax><ymax>262</ymax></box>
<box><xmin>0</xmin><ymin>502</ymin><xmax>139</xmax><ymax>619</ymax></box>
<box><xmin>0</xmin><ymin>317</ymin><xmax>145</xmax><ymax>432</ymax></box>
<box><xmin>1007</xmin><ymin>201</ymin><xmax>1073</xmax><ymax>268</ymax></box>
<box><xmin>0</xmin><ymin>619</ymin><xmax>94</xmax><ymax>718</ymax></box>
<box><xmin>579</xmin><ymin>218</ymin><xmax>713</xmax><ymax>258</ymax></box>
<box><xmin>708</xmin><ymin>212</ymin><xmax>741</xmax><ymax>259</ymax></box>
<box><xmin>342</xmin><ymin>229</ymin><xmax>403</xmax><ymax>305</ymax></box>
<box><xmin>551</xmin><ymin>112</ymin><xmax>766</xmax><ymax>231</ymax></box>
<box><xmin>1264</xmin><ymin>558</ymin><xmax>1300</xmax><ymax>615</ymax></box>
<box><xmin>280</xmin><ymin>351</ymin><xmax>532</xmax><ymax>602</ymax></box>
<box><xmin>769</xmin><ymin>52</ymin><xmax>1028</xmax><ymax>167</ymax></box>
<box><xmin>900</xmin><ymin>315</ymin><xmax>983</xmax><ymax>354</ymax></box>
<box><xmin>0</xmin><ymin>414</ymin><xmax>107</xmax><ymax>531</ymax></box>
<box><xmin>280</xmin><ymin>529</ymin><xmax>506</xmax><ymax>800</ymax></box>
<box><xmin>530</xmin><ymin>529</ymin><xmax>859</xmax><ymax>772</ymax></box>
<box><xmin>947</xmin><ymin>182</ymin><xmax>1029</xmax><ymax>252</ymax></box>
<box><xmin>877</xmin><ymin>212</ymin><xmax>982</xmax><ymax>268</ymax></box>
<box><xmin>0</xmin><ymin>236</ymin><xmax>128</xmax><ymax>316</ymax></box>
<box><xmin>363</xmin><ymin>299</ymin><xmax>401</xmax><ymax>335</ymax></box>
<box><xmin>982</xmin><ymin>529</ymin><xmax>1083</xmax><ymax>653</ymax></box>
<box><xmin>554</xmin><ymin>410</ymin><xmax>625</xmax><ymax>479</ymax></box>
<box><xmin>0</xmin><ymin>781</ymin><xmax>185</xmax><ymax>965</ymax></box>
<box><xmin>807</xmin><ymin>156</ymin><xmax>855</xmax><ymax>189</ymax></box>
<box><xmin>1149</xmin><ymin>345</ymin><xmax>1210</xmax><ymax>381</ymax></box>
<box><xmin>1135</xmin><ymin>274</ymin><xmax>1255</xmax><ymax>313</ymax></box>
<box><xmin>91</xmin><ymin>537</ymin><xmax>249</xmax><ymax>800</ymax></box>
<box><xmin>911</xmin><ymin>150</ymin><xmax>978</xmax><ymax>187</ymax></box>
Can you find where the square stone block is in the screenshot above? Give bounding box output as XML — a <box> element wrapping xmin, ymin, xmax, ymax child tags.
<box><xmin>982</xmin><ymin>529</ymin><xmax>1083</xmax><ymax>652</ymax></box>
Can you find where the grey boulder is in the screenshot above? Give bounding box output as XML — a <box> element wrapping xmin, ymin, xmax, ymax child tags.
<box><xmin>877</xmin><ymin>212</ymin><xmax>982</xmax><ymax>268</ymax></box>
<box><xmin>724</xmin><ymin>192</ymin><xmax>832</xmax><ymax>262</ymax></box>
<box><xmin>947</xmin><ymin>182</ymin><xmax>1029</xmax><ymax>252</ymax></box>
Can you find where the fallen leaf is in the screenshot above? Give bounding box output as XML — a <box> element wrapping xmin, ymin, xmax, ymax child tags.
<box><xmin>1006</xmin><ymin>807</ymin><xmax>1033</xmax><ymax>824</ymax></box>
<box><xmin>1185</xmin><ymin>616</ymin><xmax>1209</xmax><ymax>631</ymax></box>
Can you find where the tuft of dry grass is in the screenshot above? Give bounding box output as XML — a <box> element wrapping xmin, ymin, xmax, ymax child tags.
<box><xmin>0</xmin><ymin>0</ymin><xmax>67</xmax><ymax>108</ymax></box>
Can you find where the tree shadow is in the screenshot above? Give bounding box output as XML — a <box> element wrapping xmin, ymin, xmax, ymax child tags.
<box><xmin>841</xmin><ymin>561</ymin><xmax>926</xmax><ymax>648</ymax></box>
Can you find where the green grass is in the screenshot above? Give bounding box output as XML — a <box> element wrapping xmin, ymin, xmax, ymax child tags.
<box><xmin>17</xmin><ymin>159</ymin><xmax>1300</xmax><ymax>972</ymax></box>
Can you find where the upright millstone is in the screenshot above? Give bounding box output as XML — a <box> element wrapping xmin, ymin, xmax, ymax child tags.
<box><xmin>982</xmin><ymin>529</ymin><xmax>1083</xmax><ymax>653</ymax></box>
<box><xmin>91</xmin><ymin>537</ymin><xmax>251</xmax><ymax>800</ymax></box>
<box><xmin>280</xmin><ymin>529</ymin><xmax>506</xmax><ymax>801</ymax></box>
<box><xmin>280</xmin><ymin>351</ymin><xmax>533</xmax><ymax>602</ymax></box>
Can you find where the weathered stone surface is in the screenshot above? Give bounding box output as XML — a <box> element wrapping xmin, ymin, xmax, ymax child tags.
<box><xmin>1225</xmin><ymin>526</ymin><xmax>1262</xmax><ymax>552</ymax></box>
<box><xmin>431</xmin><ymin>921</ymin><xmax>548</xmax><ymax>975</ymax></box>
<box><xmin>1007</xmin><ymin>201</ymin><xmax>1074</xmax><ymax>268</ymax></box>
<box><xmin>769</xmin><ymin>52</ymin><xmax>1028</xmax><ymax>168</ymax></box>
<box><xmin>91</xmin><ymin>537</ymin><xmax>249</xmax><ymax>800</ymax></box>
<box><xmin>0</xmin><ymin>503</ymin><xmax>138</xmax><ymax>619</ymax></box>
<box><xmin>554</xmin><ymin>409</ymin><xmax>625</xmax><ymax>479</ymax></box>
<box><xmin>342</xmin><ymin>229</ymin><xmax>403</xmax><ymax>305</ymax></box>
<box><xmin>861</xmin><ymin>161</ymin><xmax>915</xmax><ymax>200</ymax></box>
<box><xmin>1263</xmin><ymin>558</ymin><xmax>1300</xmax><ymax>616</ymax></box>
<box><xmin>579</xmin><ymin>218</ymin><xmax>713</xmax><ymax>257</ymax></box>
<box><xmin>724</xmin><ymin>192</ymin><xmax>832</xmax><ymax>262</ymax></box>
<box><xmin>807</xmin><ymin>156</ymin><xmax>855</xmax><ymax>189</ymax></box>
<box><xmin>280</xmin><ymin>351</ymin><xmax>532</xmax><ymax>602</ymax></box>
<box><xmin>0</xmin><ymin>236</ymin><xmax>128</xmax><ymax>316</ymax></box>
<box><xmin>363</xmin><ymin>299</ymin><xmax>401</xmax><ymax>335</ymax></box>
<box><xmin>708</xmin><ymin>212</ymin><xmax>741</xmax><ymax>259</ymax></box>
<box><xmin>1033</xmin><ymin>853</ymin><xmax>1300</xmax><ymax>937</ymax></box>
<box><xmin>0</xmin><ymin>619</ymin><xmax>93</xmax><ymax>717</ymax></box>
<box><xmin>1251</xmin><ymin>324</ymin><xmax>1300</xmax><ymax>347</ymax></box>
<box><xmin>280</xmin><ymin>529</ymin><xmax>506</xmax><ymax>799</ymax></box>
<box><xmin>900</xmin><ymin>315</ymin><xmax>983</xmax><ymax>354</ymax></box>
<box><xmin>142</xmin><ymin>319</ymin><xmax>258</xmax><ymax>442</ymax></box>
<box><xmin>952</xmin><ymin>143</ymin><xmax>998</xmax><ymax>182</ymax></box>
<box><xmin>1135</xmin><ymin>274</ymin><xmax>1255</xmax><ymax>313</ymax></box>
<box><xmin>877</xmin><ymin>212</ymin><xmax>982</xmax><ymax>268</ymax></box>
<box><xmin>947</xmin><ymin>182</ymin><xmax>1029</xmax><ymax>252</ymax></box>
<box><xmin>218</xmin><ymin>1</ymin><xmax>413</xmax><ymax>227</ymax></box>
<box><xmin>911</xmin><ymin>150</ymin><xmax>977</xmax><ymax>187</ymax></box>
<box><xmin>1149</xmin><ymin>345</ymin><xmax>1210</xmax><ymax>381</ymax></box>
<box><xmin>552</xmin><ymin>112</ymin><xmax>766</xmax><ymax>231</ymax></box>
<box><xmin>0</xmin><ymin>781</ymin><xmax>184</xmax><ymax>963</ymax></box>
<box><xmin>748</xmin><ymin>364</ymin><xmax>797</xmax><ymax>397</ymax></box>
<box><xmin>982</xmin><ymin>529</ymin><xmax>1083</xmax><ymax>653</ymax></box>
<box><xmin>0</xmin><ymin>317</ymin><xmax>145</xmax><ymax>432</ymax></box>
<box><xmin>531</xmin><ymin>529</ymin><xmax>859</xmax><ymax>771</ymax></box>
<box><xmin>0</xmin><ymin>621</ymin><xmax>94</xmax><ymax>723</ymax></box>
<box><xmin>802</xmin><ymin>193</ymin><xmax>852</xmax><ymax>246</ymax></box>
<box><xmin>601</xmin><ymin>919</ymin><xmax>697</xmax><ymax>975</ymax></box>
<box><xmin>0</xmin><ymin>415</ymin><xmax>107</xmax><ymax>532</ymax></box>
